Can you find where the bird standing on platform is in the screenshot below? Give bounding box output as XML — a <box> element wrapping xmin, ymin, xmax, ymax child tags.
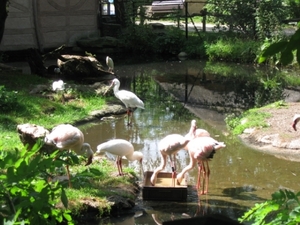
<box><xmin>177</xmin><ymin>136</ymin><xmax>226</xmax><ymax>195</ymax></box>
<box><xmin>106</xmin><ymin>56</ymin><xmax>114</xmax><ymax>73</ymax></box>
<box><xmin>185</xmin><ymin>120</ymin><xmax>210</xmax><ymax>140</ymax></box>
<box><xmin>150</xmin><ymin>134</ymin><xmax>190</xmax><ymax>186</ymax></box>
<box><xmin>96</xmin><ymin>139</ymin><xmax>143</xmax><ymax>176</ymax></box>
<box><xmin>44</xmin><ymin>124</ymin><xmax>94</xmax><ymax>187</ymax></box>
<box><xmin>292</xmin><ymin>114</ymin><xmax>300</xmax><ymax>131</ymax></box>
<box><xmin>105</xmin><ymin>78</ymin><xmax>144</xmax><ymax>126</ymax></box>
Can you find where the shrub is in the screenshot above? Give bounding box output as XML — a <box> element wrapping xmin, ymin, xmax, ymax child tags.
<box><xmin>205</xmin><ymin>37</ymin><xmax>261</xmax><ymax>63</ymax></box>
<box><xmin>0</xmin><ymin>141</ymin><xmax>73</xmax><ymax>224</ymax></box>
<box><xmin>239</xmin><ymin>189</ymin><xmax>300</xmax><ymax>224</ymax></box>
<box><xmin>0</xmin><ymin>85</ymin><xmax>18</xmax><ymax>112</ymax></box>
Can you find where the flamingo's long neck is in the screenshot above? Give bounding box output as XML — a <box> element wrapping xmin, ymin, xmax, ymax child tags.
<box><xmin>113</xmin><ymin>83</ymin><xmax>120</xmax><ymax>95</ymax></box>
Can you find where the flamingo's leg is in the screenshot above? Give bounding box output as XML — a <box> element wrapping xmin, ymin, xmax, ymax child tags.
<box><xmin>150</xmin><ymin>154</ymin><xmax>167</xmax><ymax>186</ymax></box>
<box><xmin>120</xmin><ymin>159</ymin><xmax>124</xmax><ymax>175</ymax></box>
<box><xmin>170</xmin><ymin>154</ymin><xmax>176</xmax><ymax>187</ymax></box>
<box><xmin>196</xmin><ymin>161</ymin><xmax>201</xmax><ymax>190</ymax></box>
<box><xmin>116</xmin><ymin>157</ymin><xmax>122</xmax><ymax>176</ymax></box>
<box><xmin>126</xmin><ymin>108</ymin><xmax>133</xmax><ymax>126</ymax></box>
<box><xmin>66</xmin><ymin>164</ymin><xmax>72</xmax><ymax>188</ymax></box>
<box><xmin>204</xmin><ymin>161</ymin><xmax>210</xmax><ymax>194</ymax></box>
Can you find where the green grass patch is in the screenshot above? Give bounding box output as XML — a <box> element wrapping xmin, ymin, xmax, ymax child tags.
<box><xmin>0</xmin><ymin>70</ymin><xmax>106</xmax><ymax>150</ymax></box>
<box><xmin>225</xmin><ymin>101</ymin><xmax>288</xmax><ymax>135</ymax></box>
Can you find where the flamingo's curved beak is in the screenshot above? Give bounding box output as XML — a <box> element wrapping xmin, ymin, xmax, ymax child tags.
<box><xmin>85</xmin><ymin>155</ymin><xmax>93</xmax><ymax>166</ymax></box>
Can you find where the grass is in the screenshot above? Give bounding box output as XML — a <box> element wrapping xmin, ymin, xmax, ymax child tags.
<box><xmin>225</xmin><ymin>101</ymin><xmax>287</xmax><ymax>135</ymax></box>
<box><xmin>0</xmin><ymin>69</ymin><xmax>138</xmax><ymax>221</ymax></box>
<box><xmin>0</xmin><ymin>70</ymin><xmax>106</xmax><ymax>150</ymax></box>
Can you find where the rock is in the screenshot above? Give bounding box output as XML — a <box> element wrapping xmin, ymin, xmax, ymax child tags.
<box><xmin>17</xmin><ymin>123</ymin><xmax>56</xmax><ymax>154</ymax></box>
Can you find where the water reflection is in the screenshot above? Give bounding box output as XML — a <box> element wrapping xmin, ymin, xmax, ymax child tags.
<box><xmin>81</xmin><ymin>60</ymin><xmax>300</xmax><ymax>224</ymax></box>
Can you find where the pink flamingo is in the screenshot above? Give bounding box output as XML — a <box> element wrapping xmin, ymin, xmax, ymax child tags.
<box><xmin>185</xmin><ymin>120</ymin><xmax>210</xmax><ymax>141</ymax></box>
<box><xmin>96</xmin><ymin>139</ymin><xmax>143</xmax><ymax>176</ymax></box>
<box><xmin>44</xmin><ymin>124</ymin><xmax>94</xmax><ymax>187</ymax></box>
<box><xmin>177</xmin><ymin>136</ymin><xmax>226</xmax><ymax>194</ymax></box>
<box><xmin>150</xmin><ymin>134</ymin><xmax>190</xmax><ymax>186</ymax></box>
<box><xmin>105</xmin><ymin>78</ymin><xmax>144</xmax><ymax>126</ymax></box>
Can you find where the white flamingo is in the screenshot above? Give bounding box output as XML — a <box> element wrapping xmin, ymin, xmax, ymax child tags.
<box><xmin>177</xmin><ymin>136</ymin><xmax>226</xmax><ymax>194</ymax></box>
<box><xmin>44</xmin><ymin>124</ymin><xmax>94</xmax><ymax>187</ymax></box>
<box><xmin>105</xmin><ymin>78</ymin><xmax>144</xmax><ymax>126</ymax></box>
<box><xmin>96</xmin><ymin>139</ymin><xmax>143</xmax><ymax>176</ymax></box>
<box><xmin>106</xmin><ymin>56</ymin><xmax>114</xmax><ymax>73</ymax></box>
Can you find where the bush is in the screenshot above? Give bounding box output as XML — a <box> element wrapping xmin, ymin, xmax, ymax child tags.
<box><xmin>0</xmin><ymin>142</ymin><xmax>73</xmax><ymax>224</ymax></box>
<box><xmin>206</xmin><ymin>37</ymin><xmax>261</xmax><ymax>63</ymax></box>
<box><xmin>239</xmin><ymin>189</ymin><xmax>300</xmax><ymax>224</ymax></box>
<box><xmin>0</xmin><ymin>85</ymin><xmax>18</xmax><ymax>112</ymax></box>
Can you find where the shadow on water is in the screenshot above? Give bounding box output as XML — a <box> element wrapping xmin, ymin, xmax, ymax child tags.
<box><xmin>81</xmin><ymin>59</ymin><xmax>300</xmax><ymax>224</ymax></box>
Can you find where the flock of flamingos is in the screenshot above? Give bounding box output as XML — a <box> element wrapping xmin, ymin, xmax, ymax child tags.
<box><xmin>45</xmin><ymin>56</ymin><xmax>300</xmax><ymax>195</ymax></box>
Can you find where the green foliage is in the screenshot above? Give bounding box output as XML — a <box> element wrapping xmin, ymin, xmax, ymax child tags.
<box><xmin>206</xmin><ymin>37</ymin><xmax>261</xmax><ymax>63</ymax></box>
<box><xmin>205</xmin><ymin>0</ymin><xmax>257</xmax><ymax>37</ymax></box>
<box><xmin>259</xmin><ymin>27</ymin><xmax>300</xmax><ymax>66</ymax></box>
<box><xmin>255</xmin><ymin>75</ymin><xmax>286</xmax><ymax>107</ymax></box>
<box><xmin>0</xmin><ymin>85</ymin><xmax>18</xmax><ymax>112</ymax></box>
<box><xmin>239</xmin><ymin>189</ymin><xmax>300</xmax><ymax>224</ymax></box>
<box><xmin>206</xmin><ymin>0</ymin><xmax>289</xmax><ymax>39</ymax></box>
<box><xmin>153</xmin><ymin>27</ymin><xmax>185</xmax><ymax>55</ymax></box>
<box><xmin>255</xmin><ymin>0</ymin><xmax>286</xmax><ymax>40</ymax></box>
<box><xmin>225</xmin><ymin>109</ymin><xmax>271</xmax><ymax>135</ymax></box>
<box><xmin>121</xmin><ymin>24</ymin><xmax>156</xmax><ymax>54</ymax></box>
<box><xmin>0</xmin><ymin>141</ymin><xmax>73</xmax><ymax>225</ymax></box>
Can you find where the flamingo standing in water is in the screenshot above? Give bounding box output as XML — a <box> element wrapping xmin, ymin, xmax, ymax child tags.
<box><xmin>44</xmin><ymin>124</ymin><xmax>94</xmax><ymax>187</ymax></box>
<box><xmin>105</xmin><ymin>78</ymin><xmax>144</xmax><ymax>126</ymax></box>
<box><xmin>96</xmin><ymin>139</ymin><xmax>143</xmax><ymax>176</ymax></box>
<box><xmin>292</xmin><ymin>114</ymin><xmax>300</xmax><ymax>131</ymax></box>
<box><xmin>150</xmin><ymin>134</ymin><xmax>190</xmax><ymax>186</ymax></box>
<box><xmin>177</xmin><ymin>136</ymin><xmax>226</xmax><ymax>194</ymax></box>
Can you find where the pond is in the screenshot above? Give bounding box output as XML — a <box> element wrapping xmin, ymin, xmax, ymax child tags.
<box><xmin>79</xmin><ymin>59</ymin><xmax>300</xmax><ymax>224</ymax></box>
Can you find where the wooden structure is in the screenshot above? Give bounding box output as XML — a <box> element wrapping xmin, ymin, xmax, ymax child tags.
<box><xmin>0</xmin><ymin>0</ymin><xmax>99</xmax><ymax>51</ymax></box>
<box><xmin>148</xmin><ymin>0</ymin><xmax>206</xmax><ymax>18</ymax></box>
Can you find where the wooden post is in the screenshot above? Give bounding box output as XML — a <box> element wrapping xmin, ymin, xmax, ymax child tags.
<box><xmin>185</xmin><ymin>1</ymin><xmax>188</xmax><ymax>39</ymax></box>
<box><xmin>200</xmin><ymin>8</ymin><xmax>207</xmax><ymax>32</ymax></box>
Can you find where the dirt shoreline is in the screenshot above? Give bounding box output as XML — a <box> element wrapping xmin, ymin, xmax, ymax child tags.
<box><xmin>229</xmin><ymin>102</ymin><xmax>300</xmax><ymax>162</ymax></box>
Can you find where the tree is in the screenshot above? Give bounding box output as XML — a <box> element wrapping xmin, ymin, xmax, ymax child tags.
<box><xmin>0</xmin><ymin>0</ymin><xmax>9</xmax><ymax>45</ymax></box>
<box><xmin>258</xmin><ymin>27</ymin><xmax>300</xmax><ymax>65</ymax></box>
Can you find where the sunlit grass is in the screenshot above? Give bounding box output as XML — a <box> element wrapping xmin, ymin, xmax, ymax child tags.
<box><xmin>225</xmin><ymin>101</ymin><xmax>289</xmax><ymax>135</ymax></box>
<box><xmin>226</xmin><ymin>109</ymin><xmax>272</xmax><ymax>135</ymax></box>
<box><xmin>0</xmin><ymin>70</ymin><xmax>106</xmax><ymax>150</ymax></box>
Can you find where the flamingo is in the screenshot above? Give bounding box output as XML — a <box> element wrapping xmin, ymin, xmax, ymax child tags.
<box><xmin>150</xmin><ymin>134</ymin><xmax>190</xmax><ymax>186</ymax></box>
<box><xmin>106</xmin><ymin>56</ymin><xmax>114</xmax><ymax>73</ymax></box>
<box><xmin>185</xmin><ymin>120</ymin><xmax>210</xmax><ymax>140</ymax></box>
<box><xmin>96</xmin><ymin>139</ymin><xmax>143</xmax><ymax>176</ymax></box>
<box><xmin>292</xmin><ymin>114</ymin><xmax>300</xmax><ymax>131</ymax></box>
<box><xmin>183</xmin><ymin>120</ymin><xmax>210</xmax><ymax>151</ymax></box>
<box><xmin>177</xmin><ymin>136</ymin><xmax>226</xmax><ymax>194</ymax></box>
<box><xmin>105</xmin><ymin>78</ymin><xmax>144</xmax><ymax>126</ymax></box>
<box><xmin>44</xmin><ymin>124</ymin><xmax>94</xmax><ymax>187</ymax></box>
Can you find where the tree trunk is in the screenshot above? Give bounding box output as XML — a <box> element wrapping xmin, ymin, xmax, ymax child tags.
<box><xmin>0</xmin><ymin>0</ymin><xmax>8</xmax><ymax>45</ymax></box>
